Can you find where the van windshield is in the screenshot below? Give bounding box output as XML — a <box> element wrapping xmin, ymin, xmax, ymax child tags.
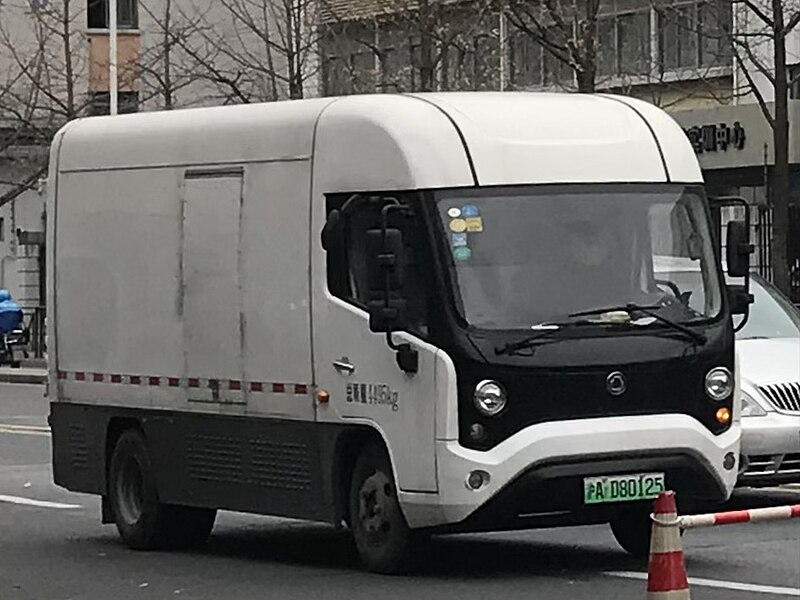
<box><xmin>435</xmin><ymin>185</ymin><xmax>723</xmax><ymax>330</ymax></box>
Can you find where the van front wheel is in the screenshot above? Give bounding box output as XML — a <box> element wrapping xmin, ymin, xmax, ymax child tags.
<box><xmin>349</xmin><ymin>442</ymin><xmax>421</xmax><ymax>574</ymax></box>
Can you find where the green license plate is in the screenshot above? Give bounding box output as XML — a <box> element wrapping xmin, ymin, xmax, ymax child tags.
<box><xmin>583</xmin><ymin>472</ymin><xmax>666</xmax><ymax>505</ymax></box>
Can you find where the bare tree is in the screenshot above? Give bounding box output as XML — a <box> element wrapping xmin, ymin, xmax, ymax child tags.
<box><xmin>180</xmin><ymin>0</ymin><xmax>321</xmax><ymax>102</ymax></box>
<box><xmin>0</xmin><ymin>0</ymin><xmax>86</xmax><ymax>206</ymax></box>
<box><xmin>135</xmin><ymin>0</ymin><xmax>222</xmax><ymax>109</ymax></box>
<box><xmin>318</xmin><ymin>0</ymin><xmax>499</xmax><ymax>95</ymax></box>
<box><xmin>724</xmin><ymin>0</ymin><xmax>800</xmax><ymax>293</ymax></box>
<box><xmin>505</xmin><ymin>0</ymin><xmax>601</xmax><ymax>92</ymax></box>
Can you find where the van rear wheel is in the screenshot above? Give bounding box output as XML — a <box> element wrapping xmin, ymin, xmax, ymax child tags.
<box><xmin>349</xmin><ymin>441</ymin><xmax>422</xmax><ymax>574</ymax></box>
<box><xmin>109</xmin><ymin>429</ymin><xmax>216</xmax><ymax>550</ymax></box>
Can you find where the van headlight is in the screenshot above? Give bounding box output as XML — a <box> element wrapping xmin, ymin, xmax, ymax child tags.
<box><xmin>741</xmin><ymin>391</ymin><xmax>768</xmax><ymax>417</ymax></box>
<box><xmin>705</xmin><ymin>367</ymin><xmax>733</xmax><ymax>401</ymax></box>
<box><xmin>474</xmin><ymin>380</ymin><xmax>507</xmax><ymax>416</ymax></box>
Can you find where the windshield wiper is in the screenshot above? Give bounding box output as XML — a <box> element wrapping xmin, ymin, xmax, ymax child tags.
<box><xmin>570</xmin><ymin>303</ymin><xmax>707</xmax><ymax>345</ymax></box>
<box><xmin>495</xmin><ymin>320</ymin><xmax>593</xmax><ymax>356</ymax></box>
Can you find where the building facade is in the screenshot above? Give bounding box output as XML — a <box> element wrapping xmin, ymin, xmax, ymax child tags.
<box><xmin>317</xmin><ymin>0</ymin><xmax>734</xmax><ymax>111</ymax></box>
<box><xmin>0</xmin><ymin>0</ymin><xmax>317</xmax><ymax>318</ymax></box>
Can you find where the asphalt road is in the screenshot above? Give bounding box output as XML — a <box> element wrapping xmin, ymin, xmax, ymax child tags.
<box><xmin>1</xmin><ymin>383</ymin><xmax>798</xmax><ymax>600</ymax></box>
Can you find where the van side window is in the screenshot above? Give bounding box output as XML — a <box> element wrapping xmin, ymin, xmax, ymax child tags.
<box><xmin>325</xmin><ymin>196</ymin><xmax>430</xmax><ymax>338</ymax></box>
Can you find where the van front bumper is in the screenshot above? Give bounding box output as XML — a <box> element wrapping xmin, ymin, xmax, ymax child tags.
<box><xmin>398</xmin><ymin>414</ymin><xmax>740</xmax><ymax>530</ymax></box>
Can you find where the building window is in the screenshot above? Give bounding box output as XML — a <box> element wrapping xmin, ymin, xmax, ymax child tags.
<box><xmin>510</xmin><ymin>29</ymin><xmax>572</xmax><ymax>88</ymax></box>
<box><xmin>789</xmin><ymin>65</ymin><xmax>800</xmax><ymax>99</ymax></box>
<box><xmin>658</xmin><ymin>1</ymin><xmax>731</xmax><ymax>71</ymax></box>
<box><xmin>88</xmin><ymin>91</ymin><xmax>139</xmax><ymax>115</ymax></box>
<box><xmin>597</xmin><ymin>10</ymin><xmax>652</xmax><ymax>78</ymax></box>
<box><xmin>510</xmin><ymin>32</ymin><xmax>544</xmax><ymax>87</ymax></box>
<box><xmin>87</xmin><ymin>0</ymin><xmax>138</xmax><ymax>30</ymax></box>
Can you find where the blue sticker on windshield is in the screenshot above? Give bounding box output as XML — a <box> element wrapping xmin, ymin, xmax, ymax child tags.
<box><xmin>461</xmin><ymin>204</ymin><xmax>479</xmax><ymax>218</ymax></box>
<box><xmin>453</xmin><ymin>246</ymin><xmax>472</xmax><ymax>262</ymax></box>
<box><xmin>452</xmin><ymin>233</ymin><xmax>468</xmax><ymax>247</ymax></box>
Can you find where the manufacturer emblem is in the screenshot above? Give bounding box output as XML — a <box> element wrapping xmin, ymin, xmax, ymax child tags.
<box><xmin>606</xmin><ymin>371</ymin><xmax>627</xmax><ymax>396</ymax></box>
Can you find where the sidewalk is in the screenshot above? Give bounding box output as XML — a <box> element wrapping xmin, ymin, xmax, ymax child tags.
<box><xmin>0</xmin><ymin>358</ymin><xmax>47</xmax><ymax>385</ymax></box>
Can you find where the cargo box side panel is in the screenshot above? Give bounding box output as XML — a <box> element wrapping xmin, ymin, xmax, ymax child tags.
<box><xmin>55</xmin><ymin>168</ymin><xmax>187</xmax><ymax>409</ymax></box>
<box><xmin>241</xmin><ymin>161</ymin><xmax>314</xmax><ymax>421</ymax></box>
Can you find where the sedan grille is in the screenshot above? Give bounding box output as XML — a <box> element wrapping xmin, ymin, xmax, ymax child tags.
<box><xmin>742</xmin><ymin>453</ymin><xmax>800</xmax><ymax>477</ymax></box>
<box><xmin>757</xmin><ymin>382</ymin><xmax>800</xmax><ymax>413</ymax></box>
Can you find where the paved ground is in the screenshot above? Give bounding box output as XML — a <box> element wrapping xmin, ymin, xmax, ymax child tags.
<box><xmin>1</xmin><ymin>383</ymin><xmax>798</xmax><ymax>600</ymax></box>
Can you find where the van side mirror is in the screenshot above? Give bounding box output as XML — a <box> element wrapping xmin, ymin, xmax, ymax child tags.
<box><xmin>366</xmin><ymin>227</ymin><xmax>408</xmax><ymax>333</ymax></box>
<box><xmin>726</xmin><ymin>220</ymin><xmax>752</xmax><ymax>277</ymax></box>
<box><xmin>321</xmin><ymin>209</ymin><xmax>342</xmax><ymax>251</ymax></box>
<box><xmin>727</xmin><ymin>285</ymin><xmax>754</xmax><ymax>316</ymax></box>
<box><xmin>366</xmin><ymin>228</ymin><xmax>405</xmax><ymax>292</ymax></box>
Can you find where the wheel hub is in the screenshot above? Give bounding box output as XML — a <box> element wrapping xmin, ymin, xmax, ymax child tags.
<box><xmin>359</xmin><ymin>471</ymin><xmax>393</xmax><ymax>545</ymax></box>
<box><xmin>116</xmin><ymin>455</ymin><xmax>144</xmax><ymax>525</ymax></box>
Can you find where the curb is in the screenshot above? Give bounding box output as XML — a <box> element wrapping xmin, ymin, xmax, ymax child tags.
<box><xmin>0</xmin><ymin>371</ymin><xmax>47</xmax><ymax>385</ymax></box>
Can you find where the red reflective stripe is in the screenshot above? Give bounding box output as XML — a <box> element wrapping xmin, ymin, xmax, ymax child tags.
<box><xmin>792</xmin><ymin>505</ymin><xmax>800</xmax><ymax>518</ymax></box>
<box><xmin>647</xmin><ymin>551</ymin><xmax>689</xmax><ymax>592</ymax></box>
<box><xmin>60</xmin><ymin>372</ymin><xmax>311</xmax><ymax>395</ymax></box>
<box><xmin>714</xmin><ymin>509</ymin><xmax>751</xmax><ymax>526</ymax></box>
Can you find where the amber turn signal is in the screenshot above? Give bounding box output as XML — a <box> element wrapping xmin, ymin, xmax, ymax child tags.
<box><xmin>715</xmin><ymin>407</ymin><xmax>731</xmax><ymax>425</ymax></box>
<box><xmin>316</xmin><ymin>390</ymin><xmax>330</xmax><ymax>404</ymax></box>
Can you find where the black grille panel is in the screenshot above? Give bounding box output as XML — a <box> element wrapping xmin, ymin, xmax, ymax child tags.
<box><xmin>249</xmin><ymin>440</ymin><xmax>311</xmax><ymax>491</ymax></box>
<box><xmin>186</xmin><ymin>434</ymin><xmax>312</xmax><ymax>491</ymax></box>
<box><xmin>758</xmin><ymin>383</ymin><xmax>800</xmax><ymax>412</ymax></box>
<box><xmin>68</xmin><ymin>425</ymin><xmax>89</xmax><ymax>471</ymax></box>
<box><xmin>186</xmin><ymin>434</ymin><xmax>243</xmax><ymax>484</ymax></box>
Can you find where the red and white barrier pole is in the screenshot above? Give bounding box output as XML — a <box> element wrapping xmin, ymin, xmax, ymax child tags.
<box><xmin>679</xmin><ymin>504</ymin><xmax>800</xmax><ymax>529</ymax></box>
<box><xmin>646</xmin><ymin>494</ymin><xmax>799</xmax><ymax>598</ymax></box>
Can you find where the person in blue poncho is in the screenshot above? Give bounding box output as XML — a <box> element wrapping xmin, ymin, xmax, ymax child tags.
<box><xmin>0</xmin><ymin>290</ymin><xmax>22</xmax><ymax>334</ymax></box>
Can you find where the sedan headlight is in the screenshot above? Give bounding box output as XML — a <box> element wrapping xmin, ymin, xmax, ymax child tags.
<box><xmin>705</xmin><ymin>367</ymin><xmax>733</xmax><ymax>401</ymax></box>
<box><xmin>741</xmin><ymin>390</ymin><xmax>768</xmax><ymax>417</ymax></box>
<box><xmin>474</xmin><ymin>380</ymin><xmax>507</xmax><ymax>416</ymax></box>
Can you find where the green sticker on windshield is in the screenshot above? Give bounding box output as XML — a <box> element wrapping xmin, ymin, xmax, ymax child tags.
<box><xmin>453</xmin><ymin>246</ymin><xmax>472</xmax><ymax>262</ymax></box>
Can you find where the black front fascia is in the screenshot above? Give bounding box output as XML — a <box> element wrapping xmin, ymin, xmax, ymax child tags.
<box><xmin>453</xmin><ymin>322</ymin><xmax>734</xmax><ymax>451</ymax></box>
<box><xmin>415</xmin><ymin>190</ymin><xmax>736</xmax><ymax>452</ymax></box>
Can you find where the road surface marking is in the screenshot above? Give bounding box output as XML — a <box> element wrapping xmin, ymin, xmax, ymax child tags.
<box><xmin>606</xmin><ymin>571</ymin><xmax>800</xmax><ymax>596</ymax></box>
<box><xmin>0</xmin><ymin>494</ymin><xmax>82</xmax><ymax>510</ymax></box>
<box><xmin>0</xmin><ymin>424</ymin><xmax>51</xmax><ymax>437</ymax></box>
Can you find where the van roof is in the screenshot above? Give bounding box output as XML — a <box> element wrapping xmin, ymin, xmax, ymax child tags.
<box><xmin>52</xmin><ymin>92</ymin><xmax>702</xmax><ymax>189</ymax></box>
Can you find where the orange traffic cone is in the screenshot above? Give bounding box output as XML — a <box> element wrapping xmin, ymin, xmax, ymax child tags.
<box><xmin>647</xmin><ymin>491</ymin><xmax>690</xmax><ymax>599</ymax></box>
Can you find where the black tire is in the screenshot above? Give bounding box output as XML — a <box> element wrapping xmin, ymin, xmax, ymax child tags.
<box><xmin>610</xmin><ymin>508</ymin><xmax>653</xmax><ymax>558</ymax></box>
<box><xmin>349</xmin><ymin>441</ymin><xmax>421</xmax><ymax>574</ymax></box>
<box><xmin>108</xmin><ymin>429</ymin><xmax>216</xmax><ymax>550</ymax></box>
